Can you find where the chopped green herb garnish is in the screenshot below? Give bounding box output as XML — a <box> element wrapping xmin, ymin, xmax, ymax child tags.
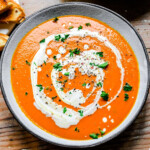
<box><xmin>60</xmin><ymin>87</ymin><xmax>64</xmax><ymax>91</ymax></box>
<box><xmin>53</xmin><ymin>56</ymin><xmax>57</xmax><ymax>60</ymax></box>
<box><xmin>26</xmin><ymin>60</ymin><xmax>31</xmax><ymax>66</ymax></box>
<box><xmin>85</xmin><ymin>23</ymin><xmax>91</xmax><ymax>26</ymax></box>
<box><xmin>44</xmin><ymin>61</ymin><xmax>46</xmax><ymax>65</ymax></box>
<box><xmin>61</xmin><ymin>34</ymin><xmax>70</xmax><ymax>42</ymax></box>
<box><xmin>34</xmin><ymin>62</ymin><xmax>37</xmax><ymax>66</ymax></box>
<box><xmin>64</xmin><ymin>80</ymin><xmax>67</xmax><ymax>83</ymax></box>
<box><xmin>25</xmin><ymin>92</ymin><xmax>28</xmax><ymax>96</ymax></box>
<box><xmin>78</xmin><ymin>110</ymin><xmax>83</xmax><ymax>116</ymax></box>
<box><xmin>64</xmin><ymin>72</ymin><xmax>70</xmax><ymax>76</ymax></box>
<box><xmin>89</xmin><ymin>133</ymin><xmax>99</xmax><ymax>139</ymax></box>
<box><xmin>63</xmin><ymin>107</ymin><xmax>67</xmax><ymax>113</ymax></box>
<box><xmin>123</xmin><ymin>83</ymin><xmax>132</xmax><ymax>91</ymax></box>
<box><xmin>96</xmin><ymin>52</ymin><xmax>103</xmax><ymax>57</ymax></box>
<box><xmin>73</xmin><ymin>48</ymin><xmax>80</xmax><ymax>54</ymax></box>
<box><xmin>82</xmin><ymin>82</ymin><xmax>86</xmax><ymax>86</ymax></box>
<box><xmin>58</xmin><ymin>68</ymin><xmax>62</xmax><ymax>71</ymax></box>
<box><xmin>78</xmin><ymin>25</ymin><xmax>83</xmax><ymax>30</ymax></box>
<box><xmin>124</xmin><ymin>93</ymin><xmax>129</xmax><ymax>101</ymax></box>
<box><xmin>57</xmin><ymin>81</ymin><xmax>62</xmax><ymax>83</ymax></box>
<box><xmin>36</xmin><ymin>84</ymin><xmax>43</xmax><ymax>92</ymax></box>
<box><xmin>47</xmin><ymin>31</ymin><xmax>50</xmax><ymax>34</ymax></box>
<box><xmin>89</xmin><ymin>63</ymin><xmax>96</xmax><ymax>66</ymax></box>
<box><xmin>53</xmin><ymin>17</ymin><xmax>59</xmax><ymax>22</ymax></box>
<box><xmin>69</xmin><ymin>26</ymin><xmax>74</xmax><ymax>29</ymax></box>
<box><xmin>52</xmin><ymin>96</ymin><xmax>57</xmax><ymax>100</ymax></box>
<box><xmin>69</xmin><ymin>50</ymin><xmax>74</xmax><ymax>57</ymax></box>
<box><xmin>69</xmin><ymin>114</ymin><xmax>72</xmax><ymax>117</ymax></box>
<box><xmin>101</xmin><ymin>91</ymin><xmax>109</xmax><ymax>101</ymax></box>
<box><xmin>39</xmin><ymin>39</ymin><xmax>45</xmax><ymax>43</ymax></box>
<box><xmin>98</xmin><ymin>62</ymin><xmax>108</xmax><ymax>69</ymax></box>
<box><xmin>55</xmin><ymin>35</ymin><xmax>61</xmax><ymax>41</ymax></box>
<box><xmin>99</xmin><ymin>128</ymin><xmax>105</xmax><ymax>136</ymax></box>
<box><xmin>69</xmin><ymin>92</ymin><xmax>72</xmax><ymax>94</ymax></box>
<box><xmin>97</xmin><ymin>82</ymin><xmax>102</xmax><ymax>87</ymax></box>
<box><xmin>75</xmin><ymin>127</ymin><xmax>79</xmax><ymax>132</ymax></box>
<box><xmin>12</xmin><ymin>67</ymin><xmax>15</xmax><ymax>70</ymax></box>
<box><xmin>45</xmin><ymin>86</ymin><xmax>49</xmax><ymax>90</ymax></box>
<box><xmin>53</xmin><ymin>62</ymin><xmax>62</xmax><ymax>70</ymax></box>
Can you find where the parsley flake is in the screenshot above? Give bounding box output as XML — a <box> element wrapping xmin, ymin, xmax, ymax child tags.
<box><xmin>89</xmin><ymin>133</ymin><xmax>99</xmax><ymax>139</ymax></box>
<box><xmin>53</xmin><ymin>62</ymin><xmax>62</xmax><ymax>70</ymax></box>
<box><xmin>64</xmin><ymin>72</ymin><xmax>69</xmax><ymax>76</ymax></box>
<box><xmin>82</xmin><ymin>82</ymin><xmax>86</xmax><ymax>86</ymax></box>
<box><xmin>53</xmin><ymin>17</ymin><xmax>59</xmax><ymax>22</ymax></box>
<box><xmin>85</xmin><ymin>23</ymin><xmax>91</xmax><ymax>26</ymax></box>
<box><xmin>98</xmin><ymin>62</ymin><xmax>108</xmax><ymax>69</ymax></box>
<box><xmin>123</xmin><ymin>83</ymin><xmax>132</xmax><ymax>91</ymax></box>
<box><xmin>39</xmin><ymin>39</ymin><xmax>45</xmax><ymax>43</ymax></box>
<box><xmin>78</xmin><ymin>25</ymin><xmax>83</xmax><ymax>30</ymax></box>
<box><xmin>69</xmin><ymin>26</ymin><xmax>74</xmax><ymax>29</ymax></box>
<box><xmin>63</xmin><ymin>107</ymin><xmax>67</xmax><ymax>113</ymax></box>
<box><xmin>75</xmin><ymin>127</ymin><xmax>79</xmax><ymax>132</ymax></box>
<box><xmin>78</xmin><ymin>110</ymin><xmax>83</xmax><ymax>116</ymax></box>
<box><xmin>36</xmin><ymin>84</ymin><xmax>43</xmax><ymax>92</ymax></box>
<box><xmin>101</xmin><ymin>91</ymin><xmax>109</xmax><ymax>101</ymax></box>
<box><xmin>97</xmin><ymin>82</ymin><xmax>102</xmax><ymax>87</ymax></box>
<box><xmin>26</xmin><ymin>60</ymin><xmax>31</xmax><ymax>66</ymax></box>
<box><xmin>124</xmin><ymin>93</ymin><xmax>129</xmax><ymax>101</ymax></box>
<box><xmin>53</xmin><ymin>55</ymin><xmax>57</xmax><ymax>60</ymax></box>
<box><xmin>25</xmin><ymin>92</ymin><xmax>28</xmax><ymax>96</ymax></box>
<box><xmin>96</xmin><ymin>52</ymin><xmax>103</xmax><ymax>57</ymax></box>
<box><xmin>55</xmin><ymin>35</ymin><xmax>61</xmax><ymax>41</ymax></box>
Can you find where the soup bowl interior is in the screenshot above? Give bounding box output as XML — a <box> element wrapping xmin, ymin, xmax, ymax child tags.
<box><xmin>0</xmin><ymin>2</ymin><xmax>149</xmax><ymax>148</ymax></box>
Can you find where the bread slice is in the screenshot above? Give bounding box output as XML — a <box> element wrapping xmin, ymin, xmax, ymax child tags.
<box><xmin>0</xmin><ymin>33</ymin><xmax>9</xmax><ymax>51</ymax></box>
<box><xmin>0</xmin><ymin>0</ymin><xmax>12</xmax><ymax>15</ymax></box>
<box><xmin>0</xmin><ymin>0</ymin><xmax>25</xmax><ymax>23</ymax></box>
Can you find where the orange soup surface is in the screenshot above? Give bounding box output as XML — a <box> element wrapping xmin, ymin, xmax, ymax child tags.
<box><xmin>11</xmin><ymin>15</ymin><xmax>139</xmax><ymax>140</ymax></box>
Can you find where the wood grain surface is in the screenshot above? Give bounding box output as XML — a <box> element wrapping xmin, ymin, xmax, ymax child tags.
<box><xmin>0</xmin><ymin>0</ymin><xmax>150</xmax><ymax>149</ymax></box>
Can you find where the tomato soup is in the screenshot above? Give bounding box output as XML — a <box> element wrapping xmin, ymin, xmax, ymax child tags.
<box><xmin>11</xmin><ymin>15</ymin><xmax>139</xmax><ymax>140</ymax></box>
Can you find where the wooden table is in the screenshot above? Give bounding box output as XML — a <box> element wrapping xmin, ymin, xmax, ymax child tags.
<box><xmin>0</xmin><ymin>0</ymin><xmax>150</xmax><ymax>149</ymax></box>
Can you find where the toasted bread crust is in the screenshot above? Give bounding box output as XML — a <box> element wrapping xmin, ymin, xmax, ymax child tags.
<box><xmin>0</xmin><ymin>0</ymin><xmax>25</xmax><ymax>23</ymax></box>
<box><xmin>0</xmin><ymin>0</ymin><xmax>12</xmax><ymax>15</ymax></box>
<box><xmin>0</xmin><ymin>33</ymin><xmax>9</xmax><ymax>51</ymax></box>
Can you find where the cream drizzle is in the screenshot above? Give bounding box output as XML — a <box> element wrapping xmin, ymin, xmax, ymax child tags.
<box><xmin>31</xmin><ymin>28</ymin><xmax>124</xmax><ymax>128</ymax></box>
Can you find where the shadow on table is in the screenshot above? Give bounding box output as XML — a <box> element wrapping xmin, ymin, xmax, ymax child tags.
<box><xmin>63</xmin><ymin>0</ymin><xmax>150</xmax><ymax>21</ymax></box>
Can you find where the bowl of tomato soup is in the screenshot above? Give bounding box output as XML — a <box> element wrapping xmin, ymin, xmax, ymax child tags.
<box><xmin>1</xmin><ymin>2</ymin><xmax>149</xmax><ymax>148</ymax></box>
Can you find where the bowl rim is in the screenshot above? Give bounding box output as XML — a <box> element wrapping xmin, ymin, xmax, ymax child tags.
<box><xmin>0</xmin><ymin>2</ymin><xmax>150</xmax><ymax>148</ymax></box>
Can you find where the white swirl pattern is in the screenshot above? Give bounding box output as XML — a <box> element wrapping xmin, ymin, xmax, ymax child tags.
<box><xmin>31</xmin><ymin>28</ymin><xmax>124</xmax><ymax>128</ymax></box>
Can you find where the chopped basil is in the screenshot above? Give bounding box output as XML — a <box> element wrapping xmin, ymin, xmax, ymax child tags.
<box><xmin>53</xmin><ymin>56</ymin><xmax>57</xmax><ymax>60</ymax></box>
<box><xmin>53</xmin><ymin>62</ymin><xmax>62</xmax><ymax>70</ymax></box>
<box><xmin>82</xmin><ymin>82</ymin><xmax>86</xmax><ymax>86</ymax></box>
<box><xmin>63</xmin><ymin>107</ymin><xmax>67</xmax><ymax>113</ymax></box>
<box><xmin>85</xmin><ymin>23</ymin><xmax>91</xmax><ymax>26</ymax></box>
<box><xmin>60</xmin><ymin>87</ymin><xmax>64</xmax><ymax>91</ymax></box>
<box><xmin>64</xmin><ymin>72</ymin><xmax>69</xmax><ymax>76</ymax></box>
<box><xmin>44</xmin><ymin>61</ymin><xmax>46</xmax><ymax>65</ymax></box>
<box><xmin>55</xmin><ymin>35</ymin><xmax>61</xmax><ymax>41</ymax></box>
<box><xmin>75</xmin><ymin>127</ymin><xmax>79</xmax><ymax>132</ymax></box>
<box><xmin>96</xmin><ymin>52</ymin><xmax>103</xmax><ymax>57</ymax></box>
<box><xmin>98</xmin><ymin>62</ymin><xmax>108</xmax><ymax>69</ymax></box>
<box><xmin>61</xmin><ymin>34</ymin><xmax>70</xmax><ymax>42</ymax></box>
<box><xmin>53</xmin><ymin>17</ymin><xmax>59</xmax><ymax>22</ymax></box>
<box><xmin>89</xmin><ymin>133</ymin><xmax>99</xmax><ymax>139</ymax></box>
<box><xmin>97</xmin><ymin>82</ymin><xmax>102</xmax><ymax>87</ymax></box>
<box><xmin>45</xmin><ymin>86</ymin><xmax>49</xmax><ymax>90</ymax></box>
<box><xmin>69</xmin><ymin>26</ymin><xmax>74</xmax><ymax>29</ymax></box>
<box><xmin>64</xmin><ymin>80</ymin><xmax>67</xmax><ymax>83</ymax></box>
<box><xmin>39</xmin><ymin>39</ymin><xmax>45</xmax><ymax>43</ymax></box>
<box><xmin>52</xmin><ymin>96</ymin><xmax>57</xmax><ymax>100</ymax></box>
<box><xmin>26</xmin><ymin>60</ymin><xmax>31</xmax><ymax>66</ymax></box>
<box><xmin>123</xmin><ymin>83</ymin><xmax>132</xmax><ymax>91</ymax></box>
<box><xmin>69</xmin><ymin>51</ymin><xmax>74</xmax><ymax>57</ymax></box>
<box><xmin>78</xmin><ymin>25</ymin><xmax>83</xmax><ymax>30</ymax></box>
<box><xmin>12</xmin><ymin>67</ymin><xmax>15</xmax><ymax>70</ymax></box>
<box><xmin>101</xmin><ymin>91</ymin><xmax>109</xmax><ymax>101</ymax></box>
<box><xmin>36</xmin><ymin>84</ymin><xmax>43</xmax><ymax>92</ymax></box>
<box><xmin>124</xmin><ymin>93</ymin><xmax>129</xmax><ymax>101</ymax></box>
<box><xmin>78</xmin><ymin>110</ymin><xmax>83</xmax><ymax>116</ymax></box>
<box><xmin>25</xmin><ymin>92</ymin><xmax>28</xmax><ymax>96</ymax></box>
<box><xmin>99</xmin><ymin>128</ymin><xmax>105</xmax><ymax>136</ymax></box>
